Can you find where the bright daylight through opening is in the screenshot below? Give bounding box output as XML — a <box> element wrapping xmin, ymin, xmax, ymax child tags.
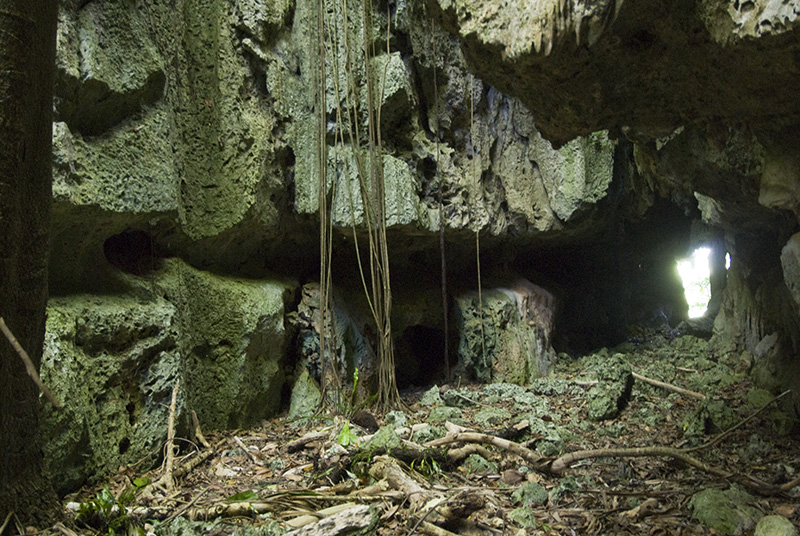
<box><xmin>677</xmin><ymin>247</ymin><xmax>711</xmax><ymax>318</ymax></box>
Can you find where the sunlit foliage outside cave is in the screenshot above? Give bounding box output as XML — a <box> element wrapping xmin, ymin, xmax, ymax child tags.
<box><xmin>677</xmin><ymin>247</ymin><xmax>713</xmax><ymax>318</ymax></box>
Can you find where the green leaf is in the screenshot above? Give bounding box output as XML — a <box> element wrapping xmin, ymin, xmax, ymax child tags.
<box><xmin>226</xmin><ymin>490</ymin><xmax>258</xmax><ymax>502</ymax></box>
<box><xmin>337</xmin><ymin>421</ymin><xmax>358</xmax><ymax>447</ymax></box>
<box><xmin>132</xmin><ymin>476</ymin><xmax>149</xmax><ymax>488</ymax></box>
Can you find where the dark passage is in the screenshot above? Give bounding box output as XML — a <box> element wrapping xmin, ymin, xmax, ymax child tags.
<box><xmin>395</xmin><ymin>325</ymin><xmax>449</xmax><ymax>389</ymax></box>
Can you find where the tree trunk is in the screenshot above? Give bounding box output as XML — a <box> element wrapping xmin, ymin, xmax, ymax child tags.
<box><xmin>0</xmin><ymin>0</ymin><xmax>60</xmax><ymax>526</ymax></box>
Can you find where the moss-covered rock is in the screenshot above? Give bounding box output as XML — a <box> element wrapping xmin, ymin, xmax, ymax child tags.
<box><xmin>463</xmin><ymin>454</ymin><xmax>498</xmax><ymax>475</ymax></box>
<box><xmin>689</xmin><ymin>487</ymin><xmax>759</xmax><ymax>535</ymax></box>
<box><xmin>288</xmin><ymin>369</ymin><xmax>322</xmax><ymax>423</ymax></box>
<box><xmin>159</xmin><ymin>259</ymin><xmax>292</xmax><ymax>430</ymax></box>
<box><xmin>511</xmin><ymin>481</ymin><xmax>549</xmax><ymax>507</ymax></box>
<box><xmin>55</xmin><ymin>0</ymin><xmax>166</xmax><ymax>136</ymax></box>
<box><xmin>428</xmin><ymin>406</ymin><xmax>463</xmax><ymax>423</ymax></box>
<box><xmin>40</xmin><ymin>294</ymin><xmax>180</xmax><ymax>494</ymax></box>
<box><xmin>454</xmin><ymin>279</ymin><xmax>556</xmax><ymax>384</ymax></box>
<box><xmin>363</xmin><ymin>426</ymin><xmax>402</xmax><ymax>452</ymax></box>
<box><xmin>586</xmin><ymin>353</ymin><xmax>633</xmax><ymax>421</ymax></box>
<box><xmin>755</xmin><ymin>515</ymin><xmax>798</xmax><ymax>536</ymax></box>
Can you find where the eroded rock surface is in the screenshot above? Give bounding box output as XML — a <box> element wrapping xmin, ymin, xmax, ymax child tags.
<box><xmin>41</xmin><ymin>260</ymin><xmax>292</xmax><ymax>489</ymax></box>
<box><xmin>429</xmin><ymin>0</ymin><xmax>800</xmax><ymax>145</ymax></box>
<box><xmin>454</xmin><ymin>277</ymin><xmax>556</xmax><ymax>383</ymax></box>
<box><xmin>42</xmin><ymin>0</ymin><xmax>800</xmax><ymax>492</ymax></box>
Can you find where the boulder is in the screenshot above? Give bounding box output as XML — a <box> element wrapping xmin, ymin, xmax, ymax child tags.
<box><xmin>40</xmin><ymin>294</ymin><xmax>180</xmax><ymax>494</ymax></box>
<box><xmin>454</xmin><ymin>277</ymin><xmax>556</xmax><ymax>383</ymax></box>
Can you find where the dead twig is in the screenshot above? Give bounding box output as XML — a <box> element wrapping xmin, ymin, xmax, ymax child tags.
<box><xmin>172</xmin><ymin>441</ymin><xmax>222</xmax><ymax>481</ymax></box>
<box><xmin>191</xmin><ymin>410</ymin><xmax>211</xmax><ymax>448</ymax></box>
<box><xmin>416</xmin><ymin>520</ymin><xmax>460</xmax><ymax>536</ymax></box>
<box><xmin>632</xmin><ymin>371</ymin><xmax>705</xmax><ymax>400</ymax></box>
<box><xmin>0</xmin><ymin>511</ymin><xmax>13</xmax><ymax>536</ymax></box>
<box><xmin>688</xmin><ymin>389</ymin><xmax>792</xmax><ymax>453</ymax></box>
<box><xmin>52</xmin><ymin>522</ymin><xmax>80</xmax><ymax>536</ymax></box>
<box><xmin>445</xmin><ymin>444</ymin><xmax>492</xmax><ymax>464</ymax></box>
<box><xmin>153</xmin><ymin>380</ymin><xmax>180</xmax><ymax>491</ymax></box>
<box><xmin>233</xmin><ymin>435</ymin><xmax>262</xmax><ymax>465</ymax></box>
<box><xmin>0</xmin><ymin>317</ymin><xmax>61</xmax><ymax>408</ymax></box>
<box><xmin>164</xmin><ymin>489</ymin><xmax>209</xmax><ymax>524</ymax></box>
<box><xmin>287</xmin><ymin>431</ymin><xmax>329</xmax><ymax>453</ymax></box>
<box><xmin>369</xmin><ymin>455</ymin><xmax>434</xmax><ymax>509</ymax></box>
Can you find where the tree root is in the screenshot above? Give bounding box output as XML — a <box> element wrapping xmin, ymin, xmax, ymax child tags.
<box><xmin>550</xmin><ymin>445</ymin><xmax>800</xmax><ymax>495</ymax></box>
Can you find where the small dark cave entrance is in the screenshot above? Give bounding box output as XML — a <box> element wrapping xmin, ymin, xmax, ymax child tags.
<box><xmin>103</xmin><ymin>230</ymin><xmax>161</xmax><ymax>276</ymax></box>
<box><xmin>395</xmin><ymin>325</ymin><xmax>451</xmax><ymax>389</ymax></box>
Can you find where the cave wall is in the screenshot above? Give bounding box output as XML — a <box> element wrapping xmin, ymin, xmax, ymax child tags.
<box><xmin>427</xmin><ymin>0</ymin><xmax>800</xmax><ymax>411</ymax></box>
<box><xmin>39</xmin><ymin>0</ymin><xmax>800</xmax><ymax>490</ymax></box>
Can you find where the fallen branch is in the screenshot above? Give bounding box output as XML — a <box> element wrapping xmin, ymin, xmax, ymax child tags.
<box><xmin>172</xmin><ymin>442</ymin><xmax>221</xmax><ymax>481</ymax></box>
<box><xmin>0</xmin><ymin>511</ymin><xmax>13</xmax><ymax>536</ymax></box>
<box><xmin>688</xmin><ymin>389</ymin><xmax>792</xmax><ymax>453</ymax></box>
<box><xmin>284</xmin><ymin>504</ymin><xmax>378</xmax><ymax>536</ymax></box>
<box><xmin>549</xmin><ymin>445</ymin><xmax>800</xmax><ymax>495</ymax></box>
<box><xmin>164</xmin><ymin>489</ymin><xmax>209</xmax><ymax>524</ymax></box>
<box><xmin>233</xmin><ymin>435</ymin><xmax>262</xmax><ymax>465</ymax></box>
<box><xmin>191</xmin><ymin>410</ymin><xmax>211</xmax><ymax>448</ymax></box>
<box><xmin>416</xmin><ymin>520</ymin><xmax>460</xmax><ymax>536</ymax></box>
<box><xmin>369</xmin><ymin>455</ymin><xmax>433</xmax><ymax>508</ymax></box>
<box><xmin>0</xmin><ymin>317</ymin><xmax>61</xmax><ymax>408</ymax></box>
<box><xmin>287</xmin><ymin>431</ymin><xmax>329</xmax><ymax>453</ymax></box>
<box><xmin>445</xmin><ymin>444</ymin><xmax>492</xmax><ymax>464</ymax></box>
<box><xmin>632</xmin><ymin>371</ymin><xmax>705</xmax><ymax>400</ymax></box>
<box><xmin>425</xmin><ymin>431</ymin><xmax>542</xmax><ymax>467</ymax></box>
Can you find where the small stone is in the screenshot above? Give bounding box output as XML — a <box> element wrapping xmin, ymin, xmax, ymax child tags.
<box><xmin>351</xmin><ymin>409</ymin><xmax>379</xmax><ymax>432</ymax></box>
<box><xmin>755</xmin><ymin>515</ymin><xmax>798</xmax><ymax>536</ymax></box>
<box><xmin>428</xmin><ymin>406</ymin><xmax>463</xmax><ymax>423</ymax></box>
<box><xmin>384</xmin><ymin>410</ymin><xmax>407</xmax><ymax>429</ymax></box>
<box><xmin>511</xmin><ymin>481</ymin><xmax>549</xmax><ymax>506</ymax></box>
<box><xmin>420</xmin><ymin>385</ymin><xmax>442</xmax><ymax>406</ymax></box>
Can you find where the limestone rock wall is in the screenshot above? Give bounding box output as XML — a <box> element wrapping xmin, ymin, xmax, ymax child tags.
<box><xmin>429</xmin><ymin>0</ymin><xmax>800</xmax><ymax>412</ymax></box>
<box><xmin>40</xmin><ymin>294</ymin><xmax>179</xmax><ymax>494</ymax></box>
<box><xmin>40</xmin><ymin>261</ymin><xmax>291</xmax><ymax>493</ymax></box>
<box><xmin>43</xmin><ymin>0</ymin><xmax>800</xmax><ymax>492</ymax></box>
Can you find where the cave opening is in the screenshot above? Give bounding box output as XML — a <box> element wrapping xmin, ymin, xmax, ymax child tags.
<box><xmin>103</xmin><ymin>230</ymin><xmax>159</xmax><ymax>276</ymax></box>
<box><xmin>676</xmin><ymin>236</ymin><xmax>730</xmax><ymax>329</ymax></box>
<box><xmin>395</xmin><ymin>325</ymin><xmax>450</xmax><ymax>389</ymax></box>
<box><xmin>677</xmin><ymin>246</ymin><xmax>712</xmax><ymax>318</ymax></box>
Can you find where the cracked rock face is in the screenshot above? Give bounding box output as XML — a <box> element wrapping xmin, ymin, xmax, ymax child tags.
<box><xmin>429</xmin><ymin>0</ymin><xmax>800</xmax><ymax>145</ymax></box>
<box><xmin>431</xmin><ymin>0</ymin><xmax>800</xmax><ymax>414</ymax></box>
<box><xmin>42</xmin><ymin>0</ymin><xmax>800</xmax><ymax>492</ymax></box>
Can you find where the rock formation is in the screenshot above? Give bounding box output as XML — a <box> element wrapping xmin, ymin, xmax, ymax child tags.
<box><xmin>40</xmin><ymin>0</ymin><xmax>800</xmax><ymax>490</ymax></box>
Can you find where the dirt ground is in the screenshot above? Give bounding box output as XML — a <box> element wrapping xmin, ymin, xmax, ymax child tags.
<box><xmin>59</xmin><ymin>331</ymin><xmax>800</xmax><ymax>535</ymax></box>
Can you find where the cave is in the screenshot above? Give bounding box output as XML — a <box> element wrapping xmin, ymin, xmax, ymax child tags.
<box><xmin>103</xmin><ymin>230</ymin><xmax>159</xmax><ymax>276</ymax></box>
<box><xmin>395</xmin><ymin>325</ymin><xmax>450</xmax><ymax>389</ymax></box>
<box><xmin>20</xmin><ymin>0</ymin><xmax>800</xmax><ymax>527</ymax></box>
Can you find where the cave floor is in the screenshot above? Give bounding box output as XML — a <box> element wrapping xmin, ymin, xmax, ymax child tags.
<box><xmin>63</xmin><ymin>330</ymin><xmax>800</xmax><ymax>535</ymax></box>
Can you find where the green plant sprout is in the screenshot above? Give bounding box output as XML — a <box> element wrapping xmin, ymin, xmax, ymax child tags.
<box><xmin>76</xmin><ymin>478</ymin><xmax>148</xmax><ymax>536</ymax></box>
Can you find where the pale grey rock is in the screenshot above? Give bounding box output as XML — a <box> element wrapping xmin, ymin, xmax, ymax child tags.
<box><xmin>690</xmin><ymin>487</ymin><xmax>759</xmax><ymax>535</ymax></box>
<box><xmin>158</xmin><ymin>259</ymin><xmax>291</xmax><ymax>430</ymax></box>
<box><xmin>781</xmin><ymin>233</ymin><xmax>800</xmax><ymax>307</ymax></box>
<box><xmin>288</xmin><ymin>369</ymin><xmax>323</xmax><ymax>422</ymax></box>
<box><xmin>55</xmin><ymin>0</ymin><xmax>165</xmax><ymax>135</ymax></box>
<box><xmin>701</xmin><ymin>0</ymin><xmax>800</xmax><ymax>43</ymax></box>
<box><xmin>532</xmin><ymin>130</ymin><xmax>616</xmax><ymax>222</ymax></box>
<box><xmin>755</xmin><ymin>515</ymin><xmax>798</xmax><ymax>536</ymax></box>
<box><xmin>586</xmin><ymin>353</ymin><xmax>633</xmax><ymax>421</ymax></box>
<box><xmin>761</xmin><ymin>150</ymin><xmax>800</xmax><ymax>221</ymax></box>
